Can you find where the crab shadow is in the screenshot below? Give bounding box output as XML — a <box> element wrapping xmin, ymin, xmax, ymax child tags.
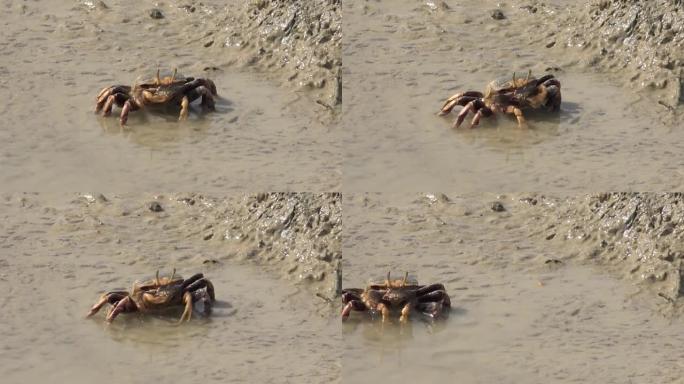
<box><xmin>442</xmin><ymin>101</ymin><xmax>583</xmax><ymax>150</ymax></box>
<box><xmin>87</xmin><ymin>298</ymin><xmax>232</xmax><ymax>332</ymax></box>
<box><xmin>95</xmin><ymin>91</ymin><xmax>235</xmax><ymax>144</ymax></box>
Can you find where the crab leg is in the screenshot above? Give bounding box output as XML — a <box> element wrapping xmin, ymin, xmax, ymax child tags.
<box><xmin>400</xmin><ymin>303</ymin><xmax>412</xmax><ymax>323</ymax></box>
<box><xmin>181</xmin><ymin>78</ymin><xmax>218</xmax><ymax>96</ymax></box>
<box><xmin>95</xmin><ymin>85</ymin><xmax>130</xmax><ymax>112</ymax></box>
<box><xmin>179</xmin><ymin>95</ymin><xmax>190</xmax><ymax>121</ymax></box>
<box><xmin>341</xmin><ymin>300</ymin><xmax>368</xmax><ymax>321</ymax></box>
<box><xmin>95</xmin><ymin>87</ymin><xmax>115</xmax><ymax>112</ymax></box>
<box><xmin>181</xmin><ymin>273</ymin><xmax>204</xmax><ymax>289</ymax></box>
<box><xmin>470</xmin><ymin>105</ymin><xmax>494</xmax><ymax>128</ymax></box>
<box><xmin>377</xmin><ymin>302</ymin><xmax>390</xmax><ymax>323</ymax></box>
<box><xmin>106</xmin><ymin>295</ymin><xmax>137</xmax><ymax>323</ymax></box>
<box><xmin>542</xmin><ymin>78</ymin><xmax>562</xmax><ymax>111</ymax></box>
<box><xmin>179</xmin><ymin>291</ymin><xmax>194</xmax><ymax>323</ymax></box>
<box><xmin>418</xmin><ymin>290</ymin><xmax>451</xmax><ymax>306</ymax></box>
<box><xmin>454</xmin><ymin>99</ymin><xmax>487</xmax><ymax>128</ymax></box>
<box><xmin>192</xmin><ymin>290</ymin><xmax>214</xmax><ymax>316</ymax></box>
<box><xmin>185</xmin><ymin>277</ymin><xmax>216</xmax><ymax>301</ymax></box>
<box><xmin>416</xmin><ymin>285</ymin><xmax>451</xmax><ymax>318</ymax></box>
<box><xmin>416</xmin><ymin>283</ymin><xmax>447</xmax><ymax>296</ymax></box>
<box><xmin>86</xmin><ymin>291</ymin><xmax>129</xmax><ymax>318</ymax></box>
<box><xmin>341</xmin><ymin>290</ymin><xmax>369</xmax><ymax>321</ymax></box>
<box><xmin>535</xmin><ymin>74</ymin><xmax>555</xmax><ymax>85</ymax></box>
<box><xmin>102</xmin><ymin>93</ymin><xmax>129</xmax><ymax>116</ymax></box>
<box><xmin>415</xmin><ymin>301</ymin><xmax>447</xmax><ymax>318</ymax></box>
<box><xmin>504</xmin><ymin>105</ymin><xmax>526</xmax><ymax>127</ymax></box>
<box><xmin>119</xmin><ymin>99</ymin><xmax>139</xmax><ymax>126</ymax></box>
<box><xmin>204</xmin><ymin>279</ymin><xmax>216</xmax><ymax>301</ymax></box>
<box><xmin>438</xmin><ymin>91</ymin><xmax>484</xmax><ymax>115</ymax></box>
<box><xmin>188</xmin><ymin>86</ymin><xmax>216</xmax><ymax>110</ymax></box>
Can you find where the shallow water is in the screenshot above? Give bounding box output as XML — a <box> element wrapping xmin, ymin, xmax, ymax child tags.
<box><xmin>342</xmin><ymin>0</ymin><xmax>684</xmax><ymax>192</ymax></box>
<box><xmin>342</xmin><ymin>194</ymin><xmax>684</xmax><ymax>383</ymax></box>
<box><xmin>0</xmin><ymin>194</ymin><xmax>340</xmax><ymax>383</ymax></box>
<box><xmin>0</xmin><ymin>0</ymin><xmax>340</xmax><ymax>191</ymax></box>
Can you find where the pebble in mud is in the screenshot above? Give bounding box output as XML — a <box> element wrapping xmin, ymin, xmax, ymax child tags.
<box><xmin>149</xmin><ymin>8</ymin><xmax>164</xmax><ymax>19</ymax></box>
<box><xmin>491</xmin><ymin>202</ymin><xmax>506</xmax><ymax>212</ymax></box>
<box><xmin>491</xmin><ymin>9</ymin><xmax>506</xmax><ymax>20</ymax></box>
<box><xmin>149</xmin><ymin>201</ymin><xmax>164</xmax><ymax>212</ymax></box>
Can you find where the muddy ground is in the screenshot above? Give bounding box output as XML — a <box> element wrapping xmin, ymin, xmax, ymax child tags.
<box><xmin>343</xmin><ymin>193</ymin><xmax>684</xmax><ymax>383</ymax></box>
<box><xmin>343</xmin><ymin>0</ymin><xmax>684</xmax><ymax>192</ymax></box>
<box><xmin>543</xmin><ymin>0</ymin><xmax>684</xmax><ymax>110</ymax></box>
<box><xmin>206</xmin><ymin>0</ymin><xmax>342</xmax><ymax>110</ymax></box>
<box><xmin>0</xmin><ymin>0</ymin><xmax>341</xmax><ymax>191</ymax></box>
<box><xmin>504</xmin><ymin>192</ymin><xmax>684</xmax><ymax>313</ymax></box>
<box><xmin>0</xmin><ymin>193</ymin><xmax>341</xmax><ymax>383</ymax></box>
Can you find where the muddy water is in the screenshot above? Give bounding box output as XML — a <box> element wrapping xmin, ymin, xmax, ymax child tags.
<box><xmin>0</xmin><ymin>1</ymin><xmax>340</xmax><ymax>191</ymax></box>
<box><xmin>343</xmin><ymin>0</ymin><xmax>684</xmax><ymax>192</ymax></box>
<box><xmin>342</xmin><ymin>194</ymin><xmax>684</xmax><ymax>382</ymax></box>
<box><xmin>0</xmin><ymin>194</ymin><xmax>340</xmax><ymax>383</ymax></box>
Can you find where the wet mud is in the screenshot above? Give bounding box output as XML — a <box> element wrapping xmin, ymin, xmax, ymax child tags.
<box><xmin>207</xmin><ymin>0</ymin><xmax>342</xmax><ymax>109</ymax></box>
<box><xmin>0</xmin><ymin>1</ymin><xmax>341</xmax><ymax>191</ymax></box>
<box><xmin>0</xmin><ymin>193</ymin><xmax>340</xmax><ymax>383</ymax></box>
<box><xmin>343</xmin><ymin>0</ymin><xmax>684</xmax><ymax>192</ymax></box>
<box><xmin>541</xmin><ymin>0</ymin><xmax>684</xmax><ymax>110</ymax></box>
<box><xmin>506</xmin><ymin>192</ymin><xmax>684</xmax><ymax>312</ymax></box>
<box><xmin>343</xmin><ymin>193</ymin><xmax>684</xmax><ymax>383</ymax></box>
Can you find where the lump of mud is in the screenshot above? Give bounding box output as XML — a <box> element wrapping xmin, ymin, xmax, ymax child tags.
<box><xmin>551</xmin><ymin>0</ymin><xmax>684</xmax><ymax>108</ymax></box>
<box><xmin>212</xmin><ymin>0</ymin><xmax>342</xmax><ymax>108</ymax></box>
<box><xmin>149</xmin><ymin>201</ymin><xmax>164</xmax><ymax>212</ymax></box>
<box><xmin>149</xmin><ymin>8</ymin><xmax>164</xmax><ymax>19</ymax></box>
<box><xmin>491</xmin><ymin>201</ymin><xmax>506</xmax><ymax>212</ymax></box>
<box><xmin>490</xmin><ymin>9</ymin><xmax>506</xmax><ymax>20</ymax></box>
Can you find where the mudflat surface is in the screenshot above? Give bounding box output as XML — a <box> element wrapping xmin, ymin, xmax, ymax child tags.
<box><xmin>0</xmin><ymin>194</ymin><xmax>340</xmax><ymax>384</ymax></box>
<box><xmin>0</xmin><ymin>1</ymin><xmax>341</xmax><ymax>191</ymax></box>
<box><xmin>342</xmin><ymin>194</ymin><xmax>684</xmax><ymax>383</ymax></box>
<box><xmin>343</xmin><ymin>0</ymin><xmax>684</xmax><ymax>192</ymax></box>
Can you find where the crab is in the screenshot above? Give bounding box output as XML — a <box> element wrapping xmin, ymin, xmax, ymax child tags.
<box><xmin>438</xmin><ymin>71</ymin><xmax>561</xmax><ymax>128</ymax></box>
<box><xmin>341</xmin><ymin>272</ymin><xmax>451</xmax><ymax>323</ymax></box>
<box><xmin>95</xmin><ymin>68</ymin><xmax>218</xmax><ymax>125</ymax></box>
<box><xmin>86</xmin><ymin>269</ymin><xmax>216</xmax><ymax>323</ymax></box>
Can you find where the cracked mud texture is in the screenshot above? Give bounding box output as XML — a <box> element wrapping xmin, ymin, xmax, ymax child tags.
<box><xmin>501</xmin><ymin>192</ymin><xmax>684</xmax><ymax>313</ymax></box>
<box><xmin>538</xmin><ymin>0</ymin><xmax>684</xmax><ymax>110</ymax></box>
